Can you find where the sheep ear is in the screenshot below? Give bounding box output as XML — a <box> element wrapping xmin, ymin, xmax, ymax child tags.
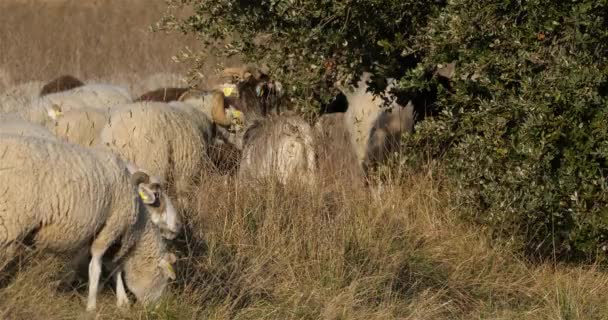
<box><xmin>220</xmin><ymin>84</ymin><xmax>239</xmax><ymax>98</ymax></box>
<box><xmin>158</xmin><ymin>255</ymin><xmax>176</xmax><ymax>280</ymax></box>
<box><xmin>138</xmin><ymin>184</ymin><xmax>157</xmax><ymax>205</ymax></box>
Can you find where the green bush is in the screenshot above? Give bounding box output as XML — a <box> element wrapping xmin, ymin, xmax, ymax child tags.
<box><xmin>160</xmin><ymin>0</ymin><xmax>608</xmax><ymax>261</ymax></box>
<box><xmin>402</xmin><ymin>0</ymin><xmax>608</xmax><ymax>261</ymax></box>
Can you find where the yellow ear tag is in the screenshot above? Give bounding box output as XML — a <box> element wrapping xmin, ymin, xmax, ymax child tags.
<box><xmin>166</xmin><ymin>263</ymin><xmax>176</xmax><ymax>279</ymax></box>
<box><xmin>48</xmin><ymin>107</ymin><xmax>63</xmax><ymax>119</ymax></box>
<box><xmin>222</xmin><ymin>86</ymin><xmax>234</xmax><ymax>97</ymax></box>
<box><xmin>138</xmin><ymin>191</ymin><xmax>149</xmax><ymax>201</ymax></box>
<box><xmin>231</xmin><ymin>109</ymin><xmax>243</xmax><ymax>119</ymax></box>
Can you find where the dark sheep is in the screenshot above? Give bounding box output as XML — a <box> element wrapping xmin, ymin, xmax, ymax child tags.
<box><xmin>39</xmin><ymin>75</ymin><xmax>84</xmax><ymax>96</ymax></box>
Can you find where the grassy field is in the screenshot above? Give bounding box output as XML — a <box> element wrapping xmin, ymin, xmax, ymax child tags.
<box><xmin>1</xmin><ymin>1</ymin><xmax>608</xmax><ymax>319</ymax></box>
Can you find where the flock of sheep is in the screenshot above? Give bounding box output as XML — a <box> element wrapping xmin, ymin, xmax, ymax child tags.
<box><xmin>0</xmin><ymin>65</ymin><xmax>415</xmax><ymax>311</ymax></box>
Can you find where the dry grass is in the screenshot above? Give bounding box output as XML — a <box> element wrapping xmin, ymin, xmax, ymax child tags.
<box><xmin>2</xmin><ymin>1</ymin><xmax>608</xmax><ymax>319</ymax></box>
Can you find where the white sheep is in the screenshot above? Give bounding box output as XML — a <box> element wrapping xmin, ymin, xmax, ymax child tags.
<box><xmin>48</xmin><ymin>107</ymin><xmax>109</xmax><ymax>147</ymax></box>
<box><xmin>0</xmin><ymin>117</ymin><xmax>57</xmax><ymax>140</ymax></box>
<box><xmin>99</xmin><ymin>90</ymin><xmax>244</xmax><ymax>204</ymax></box>
<box><xmin>237</xmin><ymin>114</ymin><xmax>318</xmax><ymax>186</ymax></box>
<box><xmin>0</xmin><ymin>134</ymin><xmax>177</xmax><ymax>311</ymax></box>
<box><xmin>340</xmin><ymin>72</ymin><xmax>415</xmax><ymax>173</ymax></box>
<box><xmin>20</xmin><ymin>83</ymin><xmax>132</xmax><ymax>125</ymax></box>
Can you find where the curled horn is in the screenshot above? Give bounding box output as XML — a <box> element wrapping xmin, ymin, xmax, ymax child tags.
<box><xmin>131</xmin><ymin>171</ymin><xmax>150</xmax><ymax>186</ymax></box>
<box><xmin>210</xmin><ymin>90</ymin><xmax>231</xmax><ymax>126</ymax></box>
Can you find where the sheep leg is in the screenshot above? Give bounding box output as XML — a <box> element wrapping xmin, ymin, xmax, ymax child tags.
<box><xmin>86</xmin><ymin>250</ymin><xmax>104</xmax><ymax>311</ymax></box>
<box><xmin>114</xmin><ymin>269</ymin><xmax>130</xmax><ymax>308</ymax></box>
<box><xmin>86</xmin><ymin>235</ymin><xmax>115</xmax><ymax>311</ymax></box>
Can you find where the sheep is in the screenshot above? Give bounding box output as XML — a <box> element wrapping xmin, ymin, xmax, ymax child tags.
<box><xmin>237</xmin><ymin>113</ymin><xmax>318</xmax><ymax>186</ymax></box>
<box><xmin>98</xmin><ymin>96</ymin><xmax>236</xmax><ymax>208</ymax></box>
<box><xmin>17</xmin><ymin>83</ymin><xmax>132</xmax><ymax>126</ymax></box>
<box><xmin>340</xmin><ymin>72</ymin><xmax>415</xmax><ymax>175</ymax></box>
<box><xmin>125</xmin><ymin>162</ymin><xmax>181</xmax><ymax>240</ymax></box>
<box><xmin>48</xmin><ymin>107</ymin><xmax>109</xmax><ymax>147</ymax></box>
<box><xmin>39</xmin><ymin>74</ymin><xmax>85</xmax><ymax>96</ymax></box>
<box><xmin>135</xmin><ymin>87</ymin><xmax>189</xmax><ymax>103</ymax></box>
<box><xmin>0</xmin><ymin>117</ymin><xmax>57</xmax><ymax>140</ymax></box>
<box><xmin>44</xmin><ymin>83</ymin><xmax>132</xmax><ymax>111</ymax></box>
<box><xmin>0</xmin><ymin>134</ymin><xmax>177</xmax><ymax>311</ymax></box>
<box><xmin>181</xmin><ymin>66</ymin><xmax>285</xmax><ymax>176</ymax></box>
<box><xmin>220</xmin><ymin>66</ymin><xmax>284</xmax><ymax>117</ymax></box>
<box><xmin>362</xmin><ymin>100</ymin><xmax>415</xmax><ymax>174</ymax></box>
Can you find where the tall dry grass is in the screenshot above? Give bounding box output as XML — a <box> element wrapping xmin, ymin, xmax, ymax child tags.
<box><xmin>2</xmin><ymin>1</ymin><xmax>608</xmax><ymax>319</ymax></box>
<box><xmin>0</xmin><ymin>0</ymin><xmax>240</xmax><ymax>94</ymax></box>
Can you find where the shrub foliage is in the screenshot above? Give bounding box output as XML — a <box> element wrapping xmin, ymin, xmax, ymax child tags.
<box><xmin>405</xmin><ymin>0</ymin><xmax>608</xmax><ymax>261</ymax></box>
<box><xmin>161</xmin><ymin>0</ymin><xmax>608</xmax><ymax>261</ymax></box>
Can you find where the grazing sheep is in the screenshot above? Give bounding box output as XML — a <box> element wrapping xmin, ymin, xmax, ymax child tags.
<box><xmin>49</xmin><ymin>83</ymin><xmax>132</xmax><ymax>111</ymax></box>
<box><xmin>99</xmin><ymin>100</ymin><xmax>221</xmax><ymax>208</ymax></box>
<box><xmin>363</xmin><ymin>100</ymin><xmax>415</xmax><ymax>174</ymax></box>
<box><xmin>18</xmin><ymin>83</ymin><xmax>132</xmax><ymax>126</ymax></box>
<box><xmin>0</xmin><ymin>117</ymin><xmax>57</xmax><ymax>140</ymax></box>
<box><xmin>340</xmin><ymin>72</ymin><xmax>415</xmax><ymax>174</ymax></box>
<box><xmin>0</xmin><ymin>134</ymin><xmax>177</xmax><ymax>311</ymax></box>
<box><xmin>48</xmin><ymin>107</ymin><xmax>109</xmax><ymax>147</ymax></box>
<box><xmin>220</xmin><ymin>66</ymin><xmax>284</xmax><ymax>117</ymax></box>
<box><xmin>237</xmin><ymin>114</ymin><xmax>318</xmax><ymax>186</ymax></box>
<box><xmin>39</xmin><ymin>75</ymin><xmax>85</xmax><ymax>96</ymax></box>
<box><xmin>126</xmin><ymin>163</ymin><xmax>181</xmax><ymax>240</ymax></box>
<box><xmin>135</xmin><ymin>87</ymin><xmax>189</xmax><ymax>103</ymax></box>
<box><xmin>179</xmin><ymin>66</ymin><xmax>285</xmax><ymax>175</ymax></box>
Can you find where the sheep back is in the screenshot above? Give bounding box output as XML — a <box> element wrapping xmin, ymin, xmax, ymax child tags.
<box><xmin>49</xmin><ymin>108</ymin><xmax>109</xmax><ymax>147</ymax></box>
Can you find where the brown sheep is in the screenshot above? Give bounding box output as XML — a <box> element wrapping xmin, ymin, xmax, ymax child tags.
<box><xmin>220</xmin><ymin>66</ymin><xmax>283</xmax><ymax>118</ymax></box>
<box><xmin>134</xmin><ymin>87</ymin><xmax>190</xmax><ymax>103</ymax></box>
<box><xmin>39</xmin><ymin>75</ymin><xmax>85</xmax><ymax>96</ymax></box>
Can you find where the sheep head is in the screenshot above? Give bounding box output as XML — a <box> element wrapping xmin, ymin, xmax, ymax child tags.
<box><xmin>128</xmin><ymin>164</ymin><xmax>181</xmax><ymax>240</ymax></box>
